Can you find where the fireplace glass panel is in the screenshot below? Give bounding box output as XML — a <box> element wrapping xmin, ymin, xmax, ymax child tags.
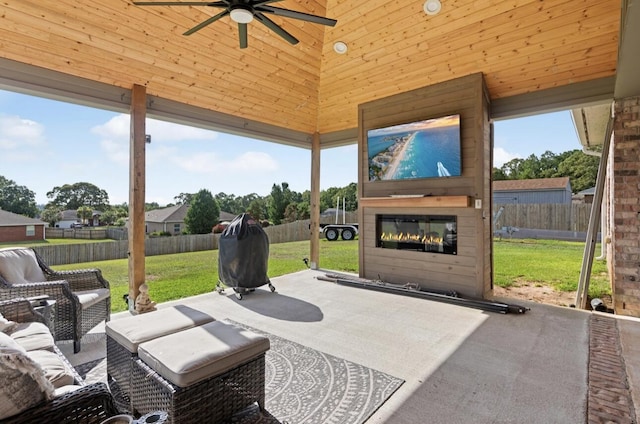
<box><xmin>376</xmin><ymin>214</ymin><xmax>457</xmax><ymax>254</ymax></box>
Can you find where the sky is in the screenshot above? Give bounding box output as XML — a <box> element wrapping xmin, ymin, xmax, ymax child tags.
<box><xmin>0</xmin><ymin>89</ymin><xmax>583</xmax><ymax>206</ymax></box>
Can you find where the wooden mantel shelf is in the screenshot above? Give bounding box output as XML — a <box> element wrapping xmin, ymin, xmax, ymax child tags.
<box><xmin>359</xmin><ymin>195</ymin><xmax>471</xmax><ymax>208</ymax></box>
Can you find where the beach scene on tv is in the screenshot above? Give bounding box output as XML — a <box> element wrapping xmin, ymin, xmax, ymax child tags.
<box><xmin>367</xmin><ymin>114</ymin><xmax>461</xmax><ymax>181</ymax></box>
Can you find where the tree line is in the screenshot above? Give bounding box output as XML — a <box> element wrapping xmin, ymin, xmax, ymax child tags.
<box><xmin>0</xmin><ymin>149</ymin><xmax>598</xmax><ymax>234</ymax></box>
<box><xmin>493</xmin><ymin>149</ymin><xmax>599</xmax><ymax>193</ymax></box>
<box><xmin>0</xmin><ymin>176</ymin><xmax>358</xmax><ymax>234</ymax></box>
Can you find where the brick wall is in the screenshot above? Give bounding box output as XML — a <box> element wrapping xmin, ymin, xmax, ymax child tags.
<box><xmin>612</xmin><ymin>96</ymin><xmax>640</xmax><ymax>317</ymax></box>
<box><xmin>0</xmin><ymin>225</ymin><xmax>45</xmax><ymax>243</ymax></box>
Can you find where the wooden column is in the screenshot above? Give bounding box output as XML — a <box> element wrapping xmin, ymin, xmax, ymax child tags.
<box><xmin>309</xmin><ymin>132</ymin><xmax>321</xmax><ymax>269</ymax></box>
<box><xmin>128</xmin><ymin>84</ymin><xmax>147</xmax><ymax>311</ymax></box>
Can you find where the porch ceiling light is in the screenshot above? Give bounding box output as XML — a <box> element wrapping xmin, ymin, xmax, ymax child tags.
<box><xmin>423</xmin><ymin>0</ymin><xmax>442</xmax><ymax>15</ymax></box>
<box><xmin>333</xmin><ymin>41</ymin><xmax>348</xmax><ymax>54</ymax></box>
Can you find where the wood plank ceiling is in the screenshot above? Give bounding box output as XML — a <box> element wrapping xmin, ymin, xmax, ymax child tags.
<box><xmin>0</xmin><ymin>0</ymin><xmax>620</xmax><ymax>144</ymax></box>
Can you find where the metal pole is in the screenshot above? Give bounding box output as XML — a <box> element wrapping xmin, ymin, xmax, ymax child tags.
<box><xmin>575</xmin><ymin>113</ymin><xmax>613</xmax><ymax>309</ymax></box>
<box><xmin>342</xmin><ymin>196</ymin><xmax>346</xmax><ymax>224</ymax></box>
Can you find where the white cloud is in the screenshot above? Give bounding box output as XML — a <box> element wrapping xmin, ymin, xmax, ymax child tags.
<box><xmin>172</xmin><ymin>151</ymin><xmax>220</xmax><ymax>173</ymax></box>
<box><xmin>169</xmin><ymin>151</ymin><xmax>279</xmax><ymax>174</ymax></box>
<box><xmin>100</xmin><ymin>138</ymin><xmax>130</xmax><ymax>166</ymax></box>
<box><xmin>91</xmin><ymin>114</ymin><xmax>217</xmax><ymax>142</ymax></box>
<box><xmin>225</xmin><ymin>152</ymin><xmax>279</xmax><ymax>172</ymax></box>
<box><xmin>0</xmin><ymin>115</ymin><xmax>45</xmax><ymax>149</ymax></box>
<box><xmin>92</xmin><ymin>114</ymin><xmax>219</xmax><ymax>167</ymax></box>
<box><xmin>146</xmin><ymin>119</ymin><xmax>217</xmax><ymax>142</ymax></box>
<box><xmin>91</xmin><ymin>114</ymin><xmax>130</xmax><ymax>138</ymax></box>
<box><xmin>493</xmin><ymin>147</ymin><xmax>520</xmax><ymax>167</ymax></box>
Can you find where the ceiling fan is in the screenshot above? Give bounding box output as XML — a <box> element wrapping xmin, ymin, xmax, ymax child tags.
<box><xmin>132</xmin><ymin>1</ymin><xmax>337</xmax><ymax>49</ymax></box>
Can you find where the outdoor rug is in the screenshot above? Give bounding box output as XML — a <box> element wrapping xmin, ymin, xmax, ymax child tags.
<box><xmin>76</xmin><ymin>322</ymin><xmax>404</xmax><ymax>424</ymax></box>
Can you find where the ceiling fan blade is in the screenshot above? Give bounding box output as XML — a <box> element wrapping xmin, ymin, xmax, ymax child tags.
<box><xmin>253</xmin><ymin>0</ymin><xmax>283</xmax><ymax>5</ymax></box>
<box><xmin>254</xmin><ymin>12</ymin><xmax>299</xmax><ymax>45</ymax></box>
<box><xmin>133</xmin><ymin>2</ymin><xmax>227</xmax><ymax>6</ymax></box>
<box><xmin>257</xmin><ymin>5</ymin><xmax>337</xmax><ymax>27</ymax></box>
<box><xmin>239</xmin><ymin>23</ymin><xmax>248</xmax><ymax>49</ymax></box>
<box><xmin>183</xmin><ymin>9</ymin><xmax>229</xmax><ymax>35</ymax></box>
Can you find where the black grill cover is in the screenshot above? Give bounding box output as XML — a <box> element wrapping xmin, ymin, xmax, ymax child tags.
<box><xmin>218</xmin><ymin>213</ymin><xmax>270</xmax><ymax>289</ymax></box>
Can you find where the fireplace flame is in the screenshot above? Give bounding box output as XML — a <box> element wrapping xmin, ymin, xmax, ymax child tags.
<box><xmin>380</xmin><ymin>232</ymin><xmax>443</xmax><ymax>244</ymax></box>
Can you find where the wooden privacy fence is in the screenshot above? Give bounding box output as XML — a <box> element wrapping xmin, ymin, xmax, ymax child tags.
<box><xmin>35</xmin><ymin>234</ymin><xmax>218</xmax><ymax>266</ymax></box>
<box><xmin>36</xmin><ymin>216</ymin><xmax>358</xmax><ymax>265</ymax></box>
<box><xmin>493</xmin><ymin>203</ymin><xmax>593</xmax><ymax>232</ymax></box>
<box><xmin>37</xmin><ymin>205</ymin><xmax>592</xmax><ymax>265</ymax></box>
<box><xmin>45</xmin><ymin>228</ymin><xmax>107</xmax><ymax>239</ymax></box>
<box><xmin>44</xmin><ymin>227</ymin><xmax>128</xmax><ymax>240</ymax></box>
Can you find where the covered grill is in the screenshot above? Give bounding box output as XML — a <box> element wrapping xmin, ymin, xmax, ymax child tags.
<box><xmin>217</xmin><ymin>213</ymin><xmax>275</xmax><ymax>300</ymax></box>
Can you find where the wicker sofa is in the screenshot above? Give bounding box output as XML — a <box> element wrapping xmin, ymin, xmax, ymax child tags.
<box><xmin>0</xmin><ymin>297</ymin><xmax>119</xmax><ymax>423</ymax></box>
<box><xmin>0</xmin><ymin>247</ymin><xmax>111</xmax><ymax>353</ymax></box>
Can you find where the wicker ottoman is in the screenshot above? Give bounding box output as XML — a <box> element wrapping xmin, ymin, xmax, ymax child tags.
<box><xmin>130</xmin><ymin>320</ymin><xmax>270</xmax><ymax>424</ymax></box>
<box><xmin>105</xmin><ymin>305</ymin><xmax>215</xmax><ymax>398</ymax></box>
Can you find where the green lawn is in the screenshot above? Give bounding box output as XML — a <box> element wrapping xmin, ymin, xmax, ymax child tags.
<box><xmin>50</xmin><ymin>238</ymin><xmax>609</xmax><ymax>313</ymax></box>
<box><xmin>53</xmin><ymin>239</ymin><xmax>359</xmax><ymax>312</ymax></box>
<box><xmin>493</xmin><ymin>238</ymin><xmax>610</xmax><ymax>299</ymax></box>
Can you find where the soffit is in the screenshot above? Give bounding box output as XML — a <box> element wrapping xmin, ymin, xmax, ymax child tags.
<box><xmin>0</xmin><ymin>0</ymin><xmax>622</xmax><ymax>145</ymax></box>
<box><xmin>571</xmin><ymin>0</ymin><xmax>638</xmax><ymax>150</ymax></box>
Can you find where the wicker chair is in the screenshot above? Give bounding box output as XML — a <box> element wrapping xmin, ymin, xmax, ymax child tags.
<box><xmin>0</xmin><ymin>247</ymin><xmax>111</xmax><ymax>353</ymax></box>
<box><xmin>0</xmin><ymin>298</ymin><xmax>120</xmax><ymax>423</ymax></box>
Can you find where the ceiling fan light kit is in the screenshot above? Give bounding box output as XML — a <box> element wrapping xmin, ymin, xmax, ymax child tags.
<box><xmin>423</xmin><ymin>0</ymin><xmax>442</xmax><ymax>15</ymax></box>
<box><xmin>230</xmin><ymin>7</ymin><xmax>254</xmax><ymax>24</ymax></box>
<box><xmin>133</xmin><ymin>0</ymin><xmax>337</xmax><ymax>49</ymax></box>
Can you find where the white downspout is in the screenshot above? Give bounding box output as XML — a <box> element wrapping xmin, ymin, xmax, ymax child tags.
<box><xmin>582</xmin><ymin>146</ymin><xmax>606</xmax><ymax>260</ymax></box>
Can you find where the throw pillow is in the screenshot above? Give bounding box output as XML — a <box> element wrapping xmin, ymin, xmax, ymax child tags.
<box><xmin>0</xmin><ymin>312</ymin><xmax>17</xmax><ymax>333</ymax></box>
<box><xmin>0</xmin><ymin>332</ymin><xmax>55</xmax><ymax>419</ymax></box>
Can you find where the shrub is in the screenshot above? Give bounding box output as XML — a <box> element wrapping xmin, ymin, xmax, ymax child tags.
<box><xmin>150</xmin><ymin>231</ymin><xmax>172</xmax><ymax>237</ymax></box>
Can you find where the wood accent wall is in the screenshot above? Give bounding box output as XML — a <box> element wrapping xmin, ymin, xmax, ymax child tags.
<box><xmin>357</xmin><ymin>73</ymin><xmax>492</xmax><ymax>298</ymax></box>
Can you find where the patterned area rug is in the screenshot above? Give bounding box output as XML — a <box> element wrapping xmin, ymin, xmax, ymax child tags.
<box><xmin>77</xmin><ymin>322</ymin><xmax>403</xmax><ymax>424</ymax></box>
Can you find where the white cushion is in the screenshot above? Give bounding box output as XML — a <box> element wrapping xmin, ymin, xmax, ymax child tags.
<box><xmin>8</xmin><ymin>321</ymin><xmax>55</xmax><ymax>351</ymax></box>
<box><xmin>75</xmin><ymin>288</ymin><xmax>110</xmax><ymax>309</ymax></box>
<box><xmin>27</xmin><ymin>350</ymin><xmax>76</xmax><ymax>388</ymax></box>
<box><xmin>54</xmin><ymin>385</ymin><xmax>82</xmax><ymax>397</ymax></box>
<box><xmin>138</xmin><ymin>320</ymin><xmax>270</xmax><ymax>388</ymax></box>
<box><xmin>0</xmin><ymin>332</ymin><xmax>54</xmax><ymax>419</ymax></box>
<box><xmin>0</xmin><ymin>247</ymin><xmax>46</xmax><ymax>285</ymax></box>
<box><xmin>105</xmin><ymin>305</ymin><xmax>216</xmax><ymax>353</ymax></box>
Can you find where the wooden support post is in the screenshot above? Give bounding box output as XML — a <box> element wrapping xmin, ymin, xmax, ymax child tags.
<box><xmin>128</xmin><ymin>84</ymin><xmax>147</xmax><ymax>312</ymax></box>
<box><xmin>309</xmin><ymin>132</ymin><xmax>321</xmax><ymax>269</ymax></box>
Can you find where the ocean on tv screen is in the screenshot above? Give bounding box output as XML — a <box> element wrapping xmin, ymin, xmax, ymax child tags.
<box><xmin>367</xmin><ymin>116</ymin><xmax>461</xmax><ymax>181</ymax></box>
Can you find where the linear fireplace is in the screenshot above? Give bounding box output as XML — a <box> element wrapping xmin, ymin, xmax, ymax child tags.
<box><xmin>376</xmin><ymin>214</ymin><xmax>457</xmax><ymax>254</ymax></box>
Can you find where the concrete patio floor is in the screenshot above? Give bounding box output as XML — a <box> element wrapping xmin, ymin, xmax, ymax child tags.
<box><xmin>59</xmin><ymin>269</ymin><xmax>640</xmax><ymax>424</ymax></box>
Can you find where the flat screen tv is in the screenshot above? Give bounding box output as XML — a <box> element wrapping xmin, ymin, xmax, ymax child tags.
<box><xmin>367</xmin><ymin>114</ymin><xmax>461</xmax><ymax>181</ymax></box>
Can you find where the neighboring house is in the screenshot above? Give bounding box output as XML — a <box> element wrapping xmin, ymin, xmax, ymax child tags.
<box><xmin>212</xmin><ymin>211</ymin><xmax>239</xmax><ymax>233</ymax></box>
<box><xmin>573</xmin><ymin>187</ymin><xmax>595</xmax><ymax>204</ymax></box>
<box><xmin>55</xmin><ymin>209</ymin><xmax>103</xmax><ymax>228</ymax></box>
<box><xmin>146</xmin><ymin>205</ymin><xmax>235</xmax><ymax>235</ymax></box>
<box><xmin>145</xmin><ymin>204</ymin><xmax>189</xmax><ymax>235</ymax></box>
<box><xmin>493</xmin><ymin>177</ymin><xmax>572</xmax><ymax>204</ymax></box>
<box><xmin>0</xmin><ymin>209</ymin><xmax>47</xmax><ymax>242</ymax></box>
<box><xmin>219</xmin><ymin>211</ymin><xmax>236</xmax><ymax>222</ymax></box>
